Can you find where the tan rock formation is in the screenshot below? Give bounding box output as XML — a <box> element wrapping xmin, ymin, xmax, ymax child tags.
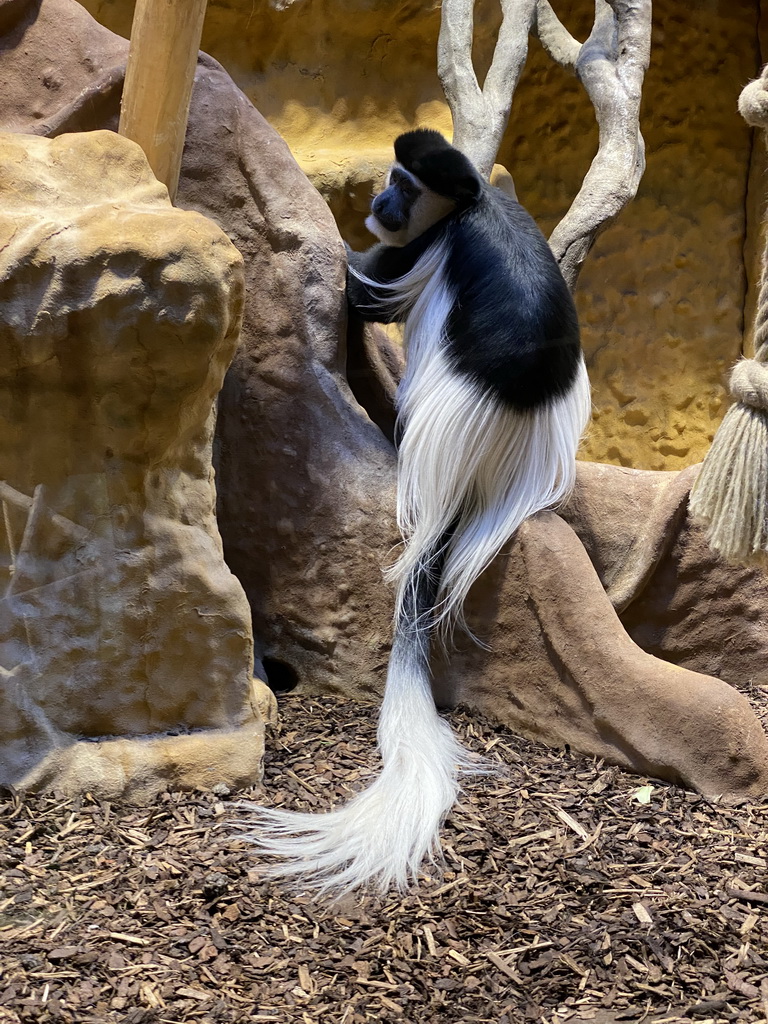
<box><xmin>82</xmin><ymin>0</ymin><xmax>763</xmax><ymax>472</ymax></box>
<box><xmin>0</xmin><ymin>128</ymin><xmax>272</xmax><ymax>798</ymax></box>
<box><xmin>513</xmin><ymin>512</ymin><xmax>766</xmax><ymax>797</ymax></box>
<box><xmin>447</xmin><ymin>472</ymin><xmax>768</xmax><ymax>799</ymax></box>
<box><xmin>2</xmin><ymin>0</ymin><xmax>767</xmax><ymax>800</ymax></box>
<box><xmin>569</xmin><ymin>463</ymin><xmax>768</xmax><ymax>688</ymax></box>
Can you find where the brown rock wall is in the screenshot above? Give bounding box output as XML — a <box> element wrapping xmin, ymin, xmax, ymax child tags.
<box><xmin>0</xmin><ymin>0</ymin><xmax>400</xmax><ymax>707</ymax></box>
<box><xmin>450</xmin><ymin>509</ymin><xmax>768</xmax><ymax>798</ymax></box>
<box><xmin>4</xmin><ymin>0</ymin><xmax>767</xmax><ymax>799</ymax></box>
<box><xmin>83</xmin><ymin>0</ymin><xmax>763</xmax><ymax>471</ymax></box>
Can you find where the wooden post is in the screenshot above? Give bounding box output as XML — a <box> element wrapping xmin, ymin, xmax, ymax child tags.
<box><xmin>118</xmin><ymin>0</ymin><xmax>208</xmax><ymax>204</ymax></box>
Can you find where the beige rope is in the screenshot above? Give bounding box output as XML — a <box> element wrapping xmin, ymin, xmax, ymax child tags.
<box><xmin>688</xmin><ymin>68</ymin><xmax>768</xmax><ymax>563</ymax></box>
<box><xmin>739</xmin><ymin>77</ymin><xmax>768</xmax><ymax>128</ymax></box>
<box><xmin>729</xmin><ymin>351</ymin><xmax>768</xmax><ymax>408</ymax></box>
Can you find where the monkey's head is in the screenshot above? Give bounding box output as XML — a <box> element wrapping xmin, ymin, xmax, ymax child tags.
<box><xmin>366</xmin><ymin>129</ymin><xmax>483</xmax><ymax>247</ymax></box>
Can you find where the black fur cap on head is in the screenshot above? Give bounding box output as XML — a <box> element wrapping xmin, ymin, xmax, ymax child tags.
<box><xmin>394</xmin><ymin>129</ymin><xmax>482</xmax><ymax>205</ymax></box>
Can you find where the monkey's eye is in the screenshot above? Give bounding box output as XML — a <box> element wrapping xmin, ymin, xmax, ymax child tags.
<box><xmin>390</xmin><ymin>170</ymin><xmax>416</xmax><ymax>196</ymax></box>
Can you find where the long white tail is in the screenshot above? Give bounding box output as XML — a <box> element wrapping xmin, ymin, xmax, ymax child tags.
<box><xmin>242</xmin><ymin>610</ymin><xmax>478</xmax><ymax>894</ymax></box>
<box><xmin>241</xmin><ymin>240</ymin><xmax>591</xmax><ymax>895</ymax></box>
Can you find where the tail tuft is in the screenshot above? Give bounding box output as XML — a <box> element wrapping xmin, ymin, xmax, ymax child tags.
<box><xmin>238</xmin><ymin>635</ymin><xmax>490</xmax><ymax>896</ymax></box>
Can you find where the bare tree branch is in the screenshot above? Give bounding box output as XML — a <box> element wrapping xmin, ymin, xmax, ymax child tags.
<box><xmin>437</xmin><ymin>0</ymin><xmax>651</xmax><ymax>289</ymax></box>
<box><xmin>545</xmin><ymin>0</ymin><xmax>652</xmax><ymax>288</ymax></box>
<box><xmin>534</xmin><ymin>1</ymin><xmax>580</xmax><ymax>70</ymax></box>
<box><xmin>438</xmin><ymin>0</ymin><xmax>537</xmax><ymax>178</ymax></box>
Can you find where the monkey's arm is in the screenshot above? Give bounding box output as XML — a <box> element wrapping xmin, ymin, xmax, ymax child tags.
<box><xmin>345</xmin><ymin>227</ymin><xmax>441</xmax><ymax>324</ymax></box>
<box><xmin>346</xmin><ymin>246</ymin><xmax>399</xmax><ymax>324</ymax></box>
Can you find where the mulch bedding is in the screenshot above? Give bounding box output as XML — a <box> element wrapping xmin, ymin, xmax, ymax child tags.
<box><xmin>1</xmin><ymin>695</ymin><xmax>767</xmax><ymax>1024</ymax></box>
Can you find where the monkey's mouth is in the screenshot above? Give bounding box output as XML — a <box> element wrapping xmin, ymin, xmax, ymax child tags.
<box><xmin>370</xmin><ymin>209</ymin><xmax>402</xmax><ymax>233</ymax></box>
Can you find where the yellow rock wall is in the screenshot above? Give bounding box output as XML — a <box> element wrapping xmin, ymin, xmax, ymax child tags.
<box><xmin>84</xmin><ymin>0</ymin><xmax>764</xmax><ymax>470</ymax></box>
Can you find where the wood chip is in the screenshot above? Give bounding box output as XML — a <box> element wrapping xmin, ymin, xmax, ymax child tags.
<box><xmin>740</xmin><ymin>912</ymin><xmax>760</xmax><ymax>935</ymax></box>
<box><xmin>727</xmin><ymin>887</ymin><xmax>768</xmax><ymax>905</ymax></box>
<box><xmin>106</xmin><ymin>931</ymin><xmax>151</xmax><ymax>946</ymax></box>
<box><xmin>379</xmin><ymin>995</ymin><xmax>404</xmax><ymax>1014</ymax></box>
<box><xmin>632</xmin><ymin>902</ymin><xmax>653</xmax><ymax>926</ymax></box>
<box><xmin>625</xmin><ymin>954</ymin><xmax>649</xmax><ymax>974</ymax></box>
<box><xmin>175</xmin><ymin>986</ymin><xmax>212</xmax><ymax>1000</ymax></box>
<box><xmin>447</xmin><ymin>948</ymin><xmax>470</xmax><ymax>966</ymax></box>
<box><xmin>554</xmin><ymin>808</ymin><xmax>590</xmax><ymax>839</ymax></box>
<box><xmin>2</xmin><ymin>694</ymin><xmax>767</xmax><ymax>1023</ymax></box>
<box><xmin>735</xmin><ymin>852</ymin><xmax>767</xmax><ymax>867</ymax></box>
<box><xmin>486</xmin><ymin>950</ymin><xmax>520</xmax><ymax>981</ymax></box>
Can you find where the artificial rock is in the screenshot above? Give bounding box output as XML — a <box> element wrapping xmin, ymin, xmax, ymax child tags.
<box><xmin>2</xmin><ymin>0</ymin><xmax>767</xmax><ymax>799</ymax></box>
<box><xmin>0</xmin><ymin>128</ymin><xmax>272</xmax><ymax>797</ymax></box>
<box><xmin>83</xmin><ymin>0</ymin><xmax>766</xmax><ymax>472</ymax></box>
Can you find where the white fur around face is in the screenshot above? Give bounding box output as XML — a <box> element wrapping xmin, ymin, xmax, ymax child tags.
<box><xmin>366</xmin><ymin>164</ymin><xmax>456</xmax><ymax>248</ymax></box>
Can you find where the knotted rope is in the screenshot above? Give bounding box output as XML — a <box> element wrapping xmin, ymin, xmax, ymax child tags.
<box><xmin>688</xmin><ymin>68</ymin><xmax>768</xmax><ymax>564</ymax></box>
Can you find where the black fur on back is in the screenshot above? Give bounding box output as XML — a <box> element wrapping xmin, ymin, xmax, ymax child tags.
<box><xmin>442</xmin><ymin>181</ymin><xmax>580</xmax><ymax>410</ymax></box>
<box><xmin>348</xmin><ymin>133</ymin><xmax>581</xmax><ymax>412</ymax></box>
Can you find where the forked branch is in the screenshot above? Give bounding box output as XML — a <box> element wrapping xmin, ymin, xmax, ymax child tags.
<box><xmin>437</xmin><ymin>0</ymin><xmax>652</xmax><ymax>288</ymax></box>
<box><xmin>540</xmin><ymin>0</ymin><xmax>652</xmax><ymax>287</ymax></box>
<box><xmin>438</xmin><ymin>0</ymin><xmax>537</xmax><ymax>178</ymax></box>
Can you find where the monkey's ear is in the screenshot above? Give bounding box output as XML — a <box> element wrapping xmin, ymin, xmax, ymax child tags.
<box><xmin>394</xmin><ymin>129</ymin><xmax>482</xmax><ymax>205</ymax></box>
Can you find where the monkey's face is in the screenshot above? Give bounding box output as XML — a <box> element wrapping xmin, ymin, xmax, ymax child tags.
<box><xmin>366</xmin><ymin>164</ymin><xmax>456</xmax><ymax>247</ymax></box>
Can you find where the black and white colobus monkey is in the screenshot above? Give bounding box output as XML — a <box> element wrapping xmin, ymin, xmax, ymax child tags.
<box><xmin>246</xmin><ymin>129</ymin><xmax>591</xmax><ymax>895</ymax></box>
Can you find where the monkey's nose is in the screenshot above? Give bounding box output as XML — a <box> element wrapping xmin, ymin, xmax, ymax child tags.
<box><xmin>371</xmin><ymin>198</ymin><xmax>401</xmax><ymax>233</ymax></box>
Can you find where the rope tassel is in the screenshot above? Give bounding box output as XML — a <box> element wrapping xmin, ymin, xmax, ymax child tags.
<box><xmin>689</xmin><ymin>346</ymin><xmax>768</xmax><ymax>563</ymax></box>
<box><xmin>689</xmin><ymin>67</ymin><xmax>768</xmax><ymax>566</ymax></box>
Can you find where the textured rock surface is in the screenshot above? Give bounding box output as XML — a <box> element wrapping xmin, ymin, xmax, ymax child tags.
<box><xmin>469</xmin><ymin>511</ymin><xmax>768</xmax><ymax>798</ymax></box>
<box><xmin>564</xmin><ymin>463</ymin><xmax>768</xmax><ymax>691</ymax></box>
<box><xmin>82</xmin><ymin>0</ymin><xmax>762</xmax><ymax>472</ymax></box>
<box><xmin>2</xmin><ymin>0</ymin><xmax>767</xmax><ymax>798</ymax></box>
<box><xmin>445</xmin><ymin>469</ymin><xmax>768</xmax><ymax>797</ymax></box>
<box><xmin>0</xmin><ymin>128</ymin><xmax>270</xmax><ymax>797</ymax></box>
<box><xmin>0</xmin><ymin>0</ymin><xmax>400</xmax><ymax>702</ymax></box>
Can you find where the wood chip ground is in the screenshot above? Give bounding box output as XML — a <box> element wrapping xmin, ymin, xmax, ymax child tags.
<box><xmin>2</xmin><ymin>694</ymin><xmax>768</xmax><ymax>1024</ymax></box>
